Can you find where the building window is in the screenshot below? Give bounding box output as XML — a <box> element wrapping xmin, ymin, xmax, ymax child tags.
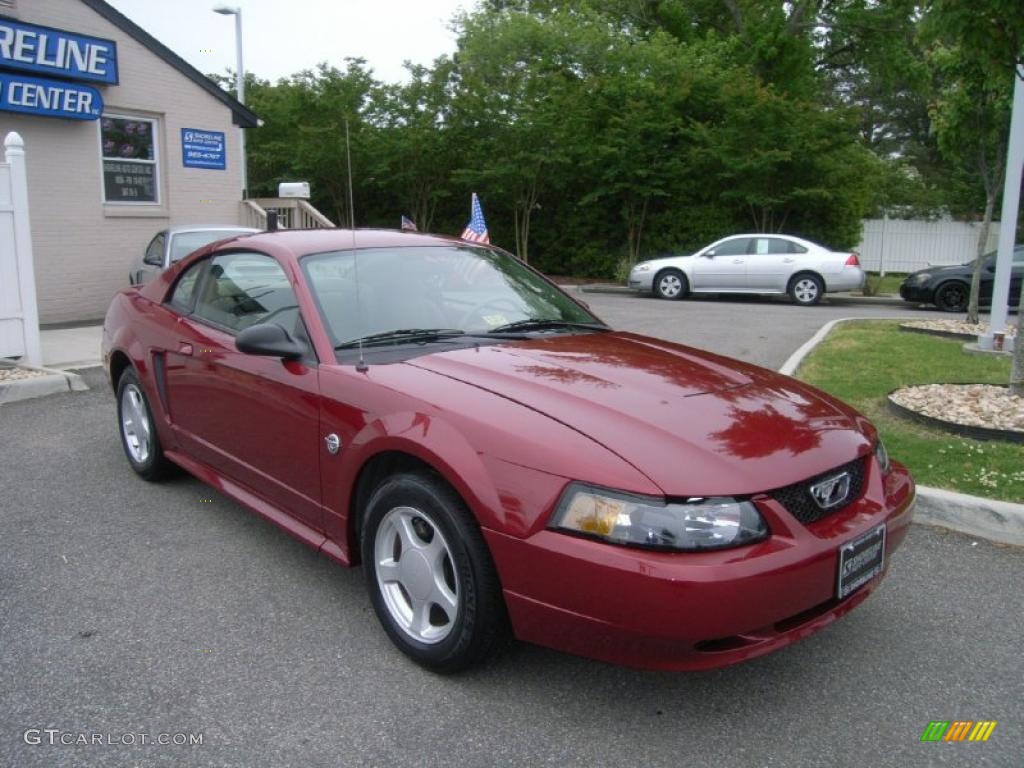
<box><xmin>100</xmin><ymin>115</ymin><xmax>159</xmax><ymax>204</ymax></box>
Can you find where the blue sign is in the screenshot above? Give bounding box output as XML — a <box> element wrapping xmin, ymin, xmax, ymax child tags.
<box><xmin>0</xmin><ymin>18</ymin><xmax>118</xmax><ymax>85</ymax></box>
<box><xmin>0</xmin><ymin>72</ymin><xmax>102</xmax><ymax>120</ymax></box>
<box><xmin>182</xmin><ymin>128</ymin><xmax>226</xmax><ymax>170</ymax></box>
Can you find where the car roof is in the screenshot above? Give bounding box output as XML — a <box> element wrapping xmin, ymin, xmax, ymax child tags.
<box><xmin>231</xmin><ymin>228</ymin><xmax>474</xmax><ymax>257</ymax></box>
<box><xmin>166</xmin><ymin>225</ymin><xmax>261</xmax><ymax>236</ymax></box>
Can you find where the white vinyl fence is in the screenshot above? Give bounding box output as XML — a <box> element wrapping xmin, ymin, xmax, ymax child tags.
<box><xmin>855</xmin><ymin>218</ymin><xmax>1000</xmax><ymax>275</ymax></box>
<box><xmin>0</xmin><ymin>132</ymin><xmax>41</xmax><ymax>366</ymax></box>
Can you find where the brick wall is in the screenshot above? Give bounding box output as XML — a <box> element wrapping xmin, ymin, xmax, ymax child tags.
<box><xmin>0</xmin><ymin>0</ymin><xmax>246</xmax><ymax>323</ymax></box>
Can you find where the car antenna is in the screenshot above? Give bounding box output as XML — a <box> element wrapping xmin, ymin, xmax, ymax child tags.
<box><xmin>346</xmin><ymin>118</ymin><xmax>368</xmax><ymax>373</ymax></box>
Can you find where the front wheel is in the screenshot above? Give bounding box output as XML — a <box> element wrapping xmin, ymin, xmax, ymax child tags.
<box><xmin>789</xmin><ymin>274</ymin><xmax>824</xmax><ymax>306</ymax></box>
<box><xmin>934</xmin><ymin>281</ymin><xmax>968</xmax><ymax>313</ymax></box>
<box><xmin>654</xmin><ymin>269</ymin><xmax>688</xmax><ymax>300</ymax></box>
<box><xmin>361</xmin><ymin>473</ymin><xmax>509</xmax><ymax>673</ymax></box>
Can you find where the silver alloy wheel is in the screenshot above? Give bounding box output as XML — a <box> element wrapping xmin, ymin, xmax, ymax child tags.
<box><xmin>793</xmin><ymin>278</ymin><xmax>820</xmax><ymax>304</ymax></box>
<box><xmin>374</xmin><ymin>506</ymin><xmax>459</xmax><ymax>645</ymax></box>
<box><xmin>120</xmin><ymin>383</ymin><xmax>152</xmax><ymax>464</ymax></box>
<box><xmin>658</xmin><ymin>273</ymin><xmax>682</xmax><ymax>298</ymax></box>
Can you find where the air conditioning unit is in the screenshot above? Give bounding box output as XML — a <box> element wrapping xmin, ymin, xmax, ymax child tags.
<box><xmin>278</xmin><ymin>182</ymin><xmax>310</xmax><ymax>199</ymax></box>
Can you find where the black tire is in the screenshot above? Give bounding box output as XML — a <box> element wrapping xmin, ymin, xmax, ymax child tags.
<box><xmin>788</xmin><ymin>273</ymin><xmax>824</xmax><ymax>306</ymax></box>
<box><xmin>654</xmin><ymin>269</ymin><xmax>688</xmax><ymax>300</ymax></box>
<box><xmin>934</xmin><ymin>281</ymin><xmax>969</xmax><ymax>313</ymax></box>
<box><xmin>361</xmin><ymin>472</ymin><xmax>509</xmax><ymax>673</ymax></box>
<box><xmin>115</xmin><ymin>368</ymin><xmax>175</xmax><ymax>481</ymax></box>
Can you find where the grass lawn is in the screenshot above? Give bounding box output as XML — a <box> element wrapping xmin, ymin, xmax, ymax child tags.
<box><xmin>795</xmin><ymin>320</ymin><xmax>1023</xmax><ymax>502</ymax></box>
<box><xmin>861</xmin><ymin>272</ymin><xmax>906</xmax><ymax>295</ymax></box>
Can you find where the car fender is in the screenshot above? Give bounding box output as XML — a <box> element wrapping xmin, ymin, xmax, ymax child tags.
<box><xmin>324</xmin><ymin>410</ymin><xmax>506</xmax><ymax>558</ymax></box>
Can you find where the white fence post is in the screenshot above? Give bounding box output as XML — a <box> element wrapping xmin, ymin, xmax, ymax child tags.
<box><xmin>3</xmin><ymin>132</ymin><xmax>42</xmax><ymax>366</ymax></box>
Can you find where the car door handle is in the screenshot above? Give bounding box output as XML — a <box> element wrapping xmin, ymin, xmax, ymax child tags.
<box><xmin>732</xmin><ymin>259</ymin><xmax>744</xmax><ymax>264</ymax></box>
<box><xmin>782</xmin><ymin>258</ymin><xmax>796</xmax><ymax>263</ymax></box>
<box><xmin>178</xmin><ymin>342</ymin><xmax>194</xmax><ymax>356</ymax></box>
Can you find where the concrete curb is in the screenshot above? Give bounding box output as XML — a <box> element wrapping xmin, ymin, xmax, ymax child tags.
<box><xmin>0</xmin><ymin>363</ymin><xmax>88</xmax><ymax>405</ymax></box>
<box><xmin>578</xmin><ymin>283</ymin><xmax>908</xmax><ymax>305</ymax></box>
<box><xmin>778</xmin><ymin>316</ymin><xmax>1024</xmax><ymax>548</ymax></box>
<box><xmin>914</xmin><ymin>487</ymin><xmax>1024</xmax><ymax>547</ymax></box>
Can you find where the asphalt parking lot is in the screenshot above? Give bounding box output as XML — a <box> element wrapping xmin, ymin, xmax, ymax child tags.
<box><xmin>2</xmin><ymin>297</ymin><xmax>1022</xmax><ymax>768</ymax></box>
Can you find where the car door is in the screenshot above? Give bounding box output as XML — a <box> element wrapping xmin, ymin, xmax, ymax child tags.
<box><xmin>690</xmin><ymin>237</ymin><xmax>752</xmax><ymax>290</ymax></box>
<box><xmin>162</xmin><ymin>251</ymin><xmax>323</xmax><ymax>530</ymax></box>
<box><xmin>135</xmin><ymin>232</ymin><xmax>166</xmax><ymax>286</ymax></box>
<box><xmin>746</xmin><ymin>237</ymin><xmax>801</xmax><ymax>291</ymax></box>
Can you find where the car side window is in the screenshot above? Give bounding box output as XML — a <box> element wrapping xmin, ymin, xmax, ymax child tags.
<box><xmin>143</xmin><ymin>234</ymin><xmax>165</xmax><ymax>266</ymax></box>
<box><xmin>711</xmin><ymin>238</ymin><xmax>750</xmax><ymax>257</ymax></box>
<box><xmin>168</xmin><ymin>260</ymin><xmax>205</xmax><ymax>313</ymax></box>
<box><xmin>193</xmin><ymin>252</ymin><xmax>299</xmax><ymax>334</ymax></box>
<box><xmin>750</xmin><ymin>238</ymin><xmax>792</xmax><ymax>255</ymax></box>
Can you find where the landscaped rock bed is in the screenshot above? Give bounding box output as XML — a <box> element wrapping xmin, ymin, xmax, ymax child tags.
<box><xmin>890</xmin><ymin>383</ymin><xmax>1024</xmax><ymax>439</ymax></box>
<box><xmin>900</xmin><ymin>319</ymin><xmax>1019</xmax><ymax>340</ymax></box>
<box><xmin>0</xmin><ymin>365</ymin><xmax>48</xmax><ymax>383</ymax></box>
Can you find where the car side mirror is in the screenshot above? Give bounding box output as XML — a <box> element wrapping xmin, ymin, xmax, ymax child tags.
<box><xmin>236</xmin><ymin>323</ymin><xmax>305</xmax><ymax>360</ymax></box>
<box><xmin>705</xmin><ymin>250</ymin><xmax>716</xmax><ymax>258</ymax></box>
<box><xmin>143</xmin><ymin>253</ymin><xmax>163</xmax><ymax>267</ymax></box>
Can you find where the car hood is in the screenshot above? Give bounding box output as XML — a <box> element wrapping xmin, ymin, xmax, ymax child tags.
<box><xmin>909</xmin><ymin>263</ymin><xmax>969</xmax><ymax>279</ymax></box>
<box><xmin>408</xmin><ymin>332</ymin><xmax>872</xmax><ymax>496</ymax></box>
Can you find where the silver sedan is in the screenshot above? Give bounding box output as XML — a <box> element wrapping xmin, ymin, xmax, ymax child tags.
<box><xmin>130</xmin><ymin>226</ymin><xmax>259</xmax><ymax>286</ymax></box>
<box><xmin>628</xmin><ymin>234</ymin><xmax>865</xmax><ymax>306</ymax></box>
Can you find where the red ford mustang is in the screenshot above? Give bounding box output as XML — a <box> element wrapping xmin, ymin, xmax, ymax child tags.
<box><xmin>102</xmin><ymin>229</ymin><xmax>915</xmax><ymax>672</ymax></box>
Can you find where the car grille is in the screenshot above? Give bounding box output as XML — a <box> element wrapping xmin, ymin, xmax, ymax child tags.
<box><xmin>768</xmin><ymin>456</ymin><xmax>867</xmax><ymax>525</ymax></box>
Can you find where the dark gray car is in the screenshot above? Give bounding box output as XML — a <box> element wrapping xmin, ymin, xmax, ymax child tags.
<box><xmin>130</xmin><ymin>226</ymin><xmax>259</xmax><ymax>286</ymax></box>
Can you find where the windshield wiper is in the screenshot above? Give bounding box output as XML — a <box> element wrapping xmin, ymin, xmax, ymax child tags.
<box><xmin>335</xmin><ymin>328</ymin><xmax>468</xmax><ymax>349</ymax></box>
<box><xmin>487</xmin><ymin>319</ymin><xmax>609</xmax><ymax>334</ymax></box>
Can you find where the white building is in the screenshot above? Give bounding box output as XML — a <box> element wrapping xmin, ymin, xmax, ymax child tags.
<box><xmin>0</xmin><ymin>0</ymin><xmax>257</xmax><ymax>323</ymax></box>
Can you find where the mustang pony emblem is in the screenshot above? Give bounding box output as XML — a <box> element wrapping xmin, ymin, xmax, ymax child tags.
<box><xmin>810</xmin><ymin>472</ymin><xmax>851</xmax><ymax>510</ymax></box>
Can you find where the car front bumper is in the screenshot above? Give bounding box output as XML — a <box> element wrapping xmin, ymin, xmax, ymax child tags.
<box><xmin>485</xmin><ymin>461</ymin><xmax>914</xmax><ymax>671</ymax></box>
<box><xmin>627</xmin><ymin>269</ymin><xmax>655</xmax><ymax>291</ymax></box>
<box><xmin>899</xmin><ymin>283</ymin><xmax>934</xmax><ymax>302</ymax></box>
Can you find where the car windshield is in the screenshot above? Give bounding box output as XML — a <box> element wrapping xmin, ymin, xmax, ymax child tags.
<box><xmin>170</xmin><ymin>230</ymin><xmax>247</xmax><ymax>262</ymax></box>
<box><xmin>301</xmin><ymin>245</ymin><xmax>602</xmax><ymax>347</ymax></box>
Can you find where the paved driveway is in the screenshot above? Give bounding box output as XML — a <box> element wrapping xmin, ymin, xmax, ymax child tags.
<box><xmin>577</xmin><ymin>290</ymin><xmax>934</xmax><ymax>370</ymax></box>
<box><xmin>2</xmin><ymin>299</ymin><xmax>1021</xmax><ymax>767</ymax></box>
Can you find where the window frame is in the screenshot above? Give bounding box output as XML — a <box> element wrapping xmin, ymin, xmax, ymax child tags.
<box><xmin>143</xmin><ymin>233</ymin><xmax>166</xmax><ymax>267</ymax></box>
<box><xmin>98</xmin><ymin>112</ymin><xmax>161</xmax><ymax>206</ymax></box>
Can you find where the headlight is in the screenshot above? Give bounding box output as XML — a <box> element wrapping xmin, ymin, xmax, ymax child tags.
<box><xmin>633</xmin><ymin>263</ymin><xmax>652</xmax><ymax>273</ymax></box>
<box><xmin>909</xmin><ymin>272</ymin><xmax>932</xmax><ymax>285</ymax></box>
<box><xmin>874</xmin><ymin>440</ymin><xmax>891</xmax><ymax>475</ymax></box>
<box><xmin>550</xmin><ymin>483</ymin><xmax>768</xmax><ymax>552</ymax></box>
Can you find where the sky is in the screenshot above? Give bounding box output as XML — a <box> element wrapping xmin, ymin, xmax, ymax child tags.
<box><xmin>106</xmin><ymin>0</ymin><xmax>472</xmax><ymax>85</ymax></box>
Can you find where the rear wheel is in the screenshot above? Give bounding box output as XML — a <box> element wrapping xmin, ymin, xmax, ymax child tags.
<box><xmin>934</xmin><ymin>281</ymin><xmax>968</xmax><ymax>312</ymax></box>
<box><xmin>116</xmin><ymin>368</ymin><xmax>174</xmax><ymax>481</ymax></box>
<box><xmin>788</xmin><ymin>273</ymin><xmax>824</xmax><ymax>306</ymax></box>
<box><xmin>361</xmin><ymin>472</ymin><xmax>509</xmax><ymax>673</ymax></box>
<box><xmin>654</xmin><ymin>269</ymin><xmax>688</xmax><ymax>300</ymax></box>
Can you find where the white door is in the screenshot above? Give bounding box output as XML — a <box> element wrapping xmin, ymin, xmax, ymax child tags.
<box><xmin>690</xmin><ymin>237</ymin><xmax>751</xmax><ymax>290</ymax></box>
<box><xmin>746</xmin><ymin>237</ymin><xmax>799</xmax><ymax>290</ymax></box>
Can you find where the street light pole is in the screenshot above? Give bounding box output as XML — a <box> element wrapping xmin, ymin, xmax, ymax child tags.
<box><xmin>214</xmin><ymin>5</ymin><xmax>247</xmax><ymax>198</ymax></box>
<box><xmin>980</xmin><ymin>64</ymin><xmax>1024</xmax><ymax>353</ymax></box>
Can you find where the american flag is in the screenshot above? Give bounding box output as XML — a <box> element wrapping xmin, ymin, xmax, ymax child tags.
<box><xmin>461</xmin><ymin>193</ymin><xmax>489</xmax><ymax>244</ymax></box>
<box><xmin>401</xmin><ymin>215</ymin><xmax>418</xmax><ymax>231</ymax></box>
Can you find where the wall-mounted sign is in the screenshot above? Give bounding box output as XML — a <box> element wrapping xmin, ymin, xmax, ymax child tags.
<box><xmin>0</xmin><ymin>72</ymin><xmax>103</xmax><ymax>120</ymax></box>
<box><xmin>102</xmin><ymin>159</ymin><xmax>156</xmax><ymax>203</ymax></box>
<box><xmin>0</xmin><ymin>18</ymin><xmax>118</xmax><ymax>84</ymax></box>
<box><xmin>181</xmin><ymin>128</ymin><xmax>226</xmax><ymax>170</ymax></box>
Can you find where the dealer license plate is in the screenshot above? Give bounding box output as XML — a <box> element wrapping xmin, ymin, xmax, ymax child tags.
<box><xmin>837</xmin><ymin>524</ymin><xmax>886</xmax><ymax>599</ymax></box>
